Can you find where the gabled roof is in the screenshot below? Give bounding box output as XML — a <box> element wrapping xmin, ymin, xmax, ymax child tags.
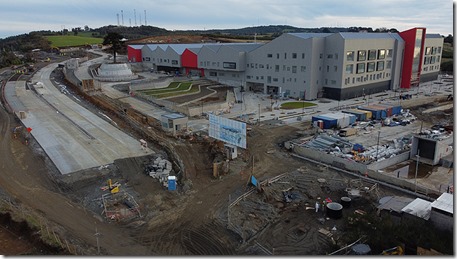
<box><xmin>289</xmin><ymin>33</ymin><xmax>332</xmax><ymax>39</ymax></box>
<box><xmin>431</xmin><ymin>193</ymin><xmax>453</xmax><ymax>214</ymax></box>
<box><xmin>426</xmin><ymin>34</ymin><xmax>443</xmax><ymax>39</ymax></box>
<box><xmin>128</xmin><ymin>45</ymin><xmax>143</xmax><ymax>50</ymax></box>
<box><xmin>401</xmin><ymin>198</ymin><xmax>431</xmax><ymax>220</ymax></box>
<box><xmin>167</xmin><ymin>44</ymin><xmax>206</xmax><ymax>55</ymax></box>
<box><xmin>223</xmin><ymin>43</ymin><xmax>263</xmax><ymax>52</ymax></box>
<box><xmin>339</xmin><ymin>32</ymin><xmax>403</xmax><ymax>41</ymax></box>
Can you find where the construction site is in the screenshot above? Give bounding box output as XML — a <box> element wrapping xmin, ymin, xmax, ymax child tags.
<box><xmin>0</xmin><ymin>48</ymin><xmax>453</xmax><ymax>255</ymax></box>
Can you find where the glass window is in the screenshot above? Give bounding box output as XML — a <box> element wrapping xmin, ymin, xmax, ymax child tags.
<box><xmin>346</xmin><ymin>51</ymin><xmax>354</xmax><ymax>61</ymax></box>
<box><xmin>346</xmin><ymin>64</ymin><xmax>353</xmax><ymax>74</ymax></box>
<box><xmin>267</xmin><ymin>53</ymin><xmax>273</xmax><ymax>58</ymax></box>
<box><xmin>292</xmin><ymin>66</ymin><xmax>297</xmax><ymax>73</ymax></box>
<box><xmin>437</xmin><ymin>47</ymin><xmax>442</xmax><ymax>53</ymax></box>
<box><xmin>320</xmin><ymin>53</ymin><xmax>323</xmax><ymax>59</ymax></box>
<box><xmin>378</xmin><ymin>49</ymin><xmax>386</xmax><ymax>59</ymax></box>
<box><xmin>302</xmin><ymin>53</ymin><xmax>305</xmax><ymax>59</ymax></box>
<box><xmin>292</xmin><ymin>53</ymin><xmax>297</xmax><ymax>59</ymax></box>
<box><xmin>357</xmin><ymin>50</ymin><xmax>366</xmax><ymax>61</ymax></box>
<box><xmin>327</xmin><ymin>54</ymin><xmax>333</xmax><ymax>59</ymax></box>
<box><xmin>356</xmin><ymin>63</ymin><xmax>365</xmax><ymax>74</ymax></box>
<box><xmin>334</xmin><ymin>66</ymin><xmax>337</xmax><ymax>72</ymax></box>
<box><xmin>368</xmin><ymin>50</ymin><xmax>377</xmax><ymax>60</ymax></box>
<box><xmin>276</xmin><ymin>53</ymin><xmax>279</xmax><ymax>59</ymax></box>
<box><xmin>425</xmin><ymin>47</ymin><xmax>431</xmax><ymax>55</ymax></box>
<box><xmin>367</xmin><ymin>62</ymin><xmax>376</xmax><ymax>72</ymax></box>
<box><xmin>377</xmin><ymin>61</ymin><xmax>385</xmax><ymax>71</ymax></box>
<box><xmin>387</xmin><ymin>49</ymin><xmax>393</xmax><ymax>58</ymax></box>
<box><xmin>275</xmin><ymin>65</ymin><xmax>279</xmax><ymax>72</ymax></box>
<box><xmin>386</xmin><ymin>60</ymin><xmax>392</xmax><ymax>69</ymax></box>
<box><xmin>301</xmin><ymin>66</ymin><xmax>306</xmax><ymax>72</ymax></box>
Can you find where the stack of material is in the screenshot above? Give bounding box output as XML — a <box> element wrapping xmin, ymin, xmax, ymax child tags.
<box><xmin>146</xmin><ymin>157</ymin><xmax>173</xmax><ymax>187</ymax></box>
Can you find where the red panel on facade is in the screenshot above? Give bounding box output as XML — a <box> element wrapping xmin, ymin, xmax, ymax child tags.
<box><xmin>399</xmin><ymin>28</ymin><xmax>426</xmax><ymax>89</ymax></box>
<box><xmin>181</xmin><ymin>49</ymin><xmax>198</xmax><ymax>69</ymax></box>
<box><xmin>127</xmin><ymin>46</ymin><xmax>142</xmax><ymax>63</ymax></box>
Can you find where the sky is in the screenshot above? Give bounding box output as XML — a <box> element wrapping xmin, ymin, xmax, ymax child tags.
<box><xmin>0</xmin><ymin>0</ymin><xmax>454</xmax><ymax>39</ymax></box>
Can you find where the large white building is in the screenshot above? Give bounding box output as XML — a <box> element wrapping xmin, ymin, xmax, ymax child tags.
<box><xmin>128</xmin><ymin>27</ymin><xmax>444</xmax><ymax>101</ymax></box>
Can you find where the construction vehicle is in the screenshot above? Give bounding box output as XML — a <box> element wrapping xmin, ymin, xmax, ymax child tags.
<box><xmin>381</xmin><ymin>245</ymin><xmax>404</xmax><ymax>255</ymax></box>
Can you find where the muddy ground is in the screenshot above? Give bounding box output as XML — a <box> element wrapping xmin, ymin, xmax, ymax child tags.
<box><xmin>0</xmin><ymin>78</ymin><xmax>453</xmax><ymax>255</ymax></box>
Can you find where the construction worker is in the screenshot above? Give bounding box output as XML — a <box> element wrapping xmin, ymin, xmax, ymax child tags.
<box><xmin>315</xmin><ymin>201</ymin><xmax>320</xmax><ymax>213</ymax></box>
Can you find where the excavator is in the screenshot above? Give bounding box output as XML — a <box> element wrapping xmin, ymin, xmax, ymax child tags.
<box><xmin>381</xmin><ymin>245</ymin><xmax>404</xmax><ymax>255</ymax></box>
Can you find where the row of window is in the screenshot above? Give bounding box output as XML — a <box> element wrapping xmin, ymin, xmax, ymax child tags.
<box><xmin>199</xmin><ymin>61</ymin><xmax>237</xmax><ymax>69</ymax></box>
<box><xmin>423</xmin><ymin>55</ymin><xmax>440</xmax><ymax>65</ymax></box>
<box><xmin>346</xmin><ymin>60</ymin><xmax>391</xmax><ymax>74</ymax></box>
<box><xmin>422</xmin><ymin>65</ymin><xmax>440</xmax><ymax>72</ymax></box>
<box><xmin>425</xmin><ymin>46</ymin><xmax>442</xmax><ymax>55</ymax></box>
<box><xmin>267</xmin><ymin>52</ymin><xmax>305</xmax><ymax>59</ymax></box>
<box><xmin>142</xmin><ymin>57</ymin><xmax>179</xmax><ymax>64</ymax></box>
<box><xmin>346</xmin><ymin>49</ymin><xmax>393</xmax><ymax>62</ymax></box>
<box><xmin>344</xmin><ymin>72</ymin><xmax>390</xmax><ymax>85</ymax></box>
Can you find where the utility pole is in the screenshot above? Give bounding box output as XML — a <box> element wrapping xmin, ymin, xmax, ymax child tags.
<box><xmin>94</xmin><ymin>226</ymin><xmax>101</xmax><ymax>255</ymax></box>
<box><xmin>415</xmin><ymin>149</ymin><xmax>420</xmax><ymax>193</ymax></box>
<box><xmin>375</xmin><ymin>130</ymin><xmax>381</xmax><ymax>161</ymax></box>
<box><xmin>258</xmin><ymin>103</ymin><xmax>261</xmax><ymax>124</ymax></box>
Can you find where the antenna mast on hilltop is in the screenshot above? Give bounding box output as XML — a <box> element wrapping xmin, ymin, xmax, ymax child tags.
<box><xmin>134</xmin><ymin>9</ymin><xmax>137</xmax><ymax>26</ymax></box>
<box><xmin>121</xmin><ymin>10</ymin><xmax>124</xmax><ymax>26</ymax></box>
<box><xmin>144</xmin><ymin>10</ymin><xmax>147</xmax><ymax>26</ymax></box>
<box><xmin>117</xmin><ymin>13</ymin><xmax>120</xmax><ymax>26</ymax></box>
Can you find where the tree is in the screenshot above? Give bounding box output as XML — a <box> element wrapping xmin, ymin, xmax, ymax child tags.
<box><xmin>444</xmin><ymin>34</ymin><xmax>453</xmax><ymax>46</ymax></box>
<box><xmin>103</xmin><ymin>32</ymin><xmax>125</xmax><ymax>63</ymax></box>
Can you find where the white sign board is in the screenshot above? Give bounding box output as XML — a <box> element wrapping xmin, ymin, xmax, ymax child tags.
<box><xmin>209</xmin><ymin>114</ymin><xmax>247</xmax><ymax>149</ymax></box>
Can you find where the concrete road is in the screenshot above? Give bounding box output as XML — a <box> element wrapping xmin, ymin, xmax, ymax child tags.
<box><xmin>14</xmin><ymin>63</ymin><xmax>154</xmax><ymax>174</ymax></box>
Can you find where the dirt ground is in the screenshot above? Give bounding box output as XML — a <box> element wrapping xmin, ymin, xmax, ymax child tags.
<box><xmin>0</xmin><ymin>70</ymin><xmax>453</xmax><ymax>255</ymax></box>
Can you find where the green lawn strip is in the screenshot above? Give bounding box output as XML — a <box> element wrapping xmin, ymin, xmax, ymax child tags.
<box><xmin>138</xmin><ymin>82</ymin><xmax>183</xmax><ymax>94</ymax></box>
<box><xmin>140</xmin><ymin>82</ymin><xmax>193</xmax><ymax>96</ymax></box>
<box><xmin>154</xmin><ymin>84</ymin><xmax>200</xmax><ymax>98</ymax></box>
<box><xmin>280</xmin><ymin>101</ymin><xmax>317</xmax><ymax>109</ymax></box>
<box><xmin>46</xmin><ymin>35</ymin><xmax>103</xmax><ymax>48</ymax></box>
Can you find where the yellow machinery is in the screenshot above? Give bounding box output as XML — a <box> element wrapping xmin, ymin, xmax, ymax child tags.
<box><xmin>381</xmin><ymin>246</ymin><xmax>404</xmax><ymax>255</ymax></box>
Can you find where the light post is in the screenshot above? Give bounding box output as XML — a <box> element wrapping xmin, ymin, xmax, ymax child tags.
<box><xmin>415</xmin><ymin>149</ymin><xmax>420</xmax><ymax>193</ymax></box>
<box><xmin>258</xmin><ymin>103</ymin><xmax>261</xmax><ymax>124</ymax></box>
<box><xmin>375</xmin><ymin>130</ymin><xmax>381</xmax><ymax>161</ymax></box>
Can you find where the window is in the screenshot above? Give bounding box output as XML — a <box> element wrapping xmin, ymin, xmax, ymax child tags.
<box><xmin>326</xmin><ymin>65</ymin><xmax>329</xmax><ymax>72</ymax></box>
<box><xmin>284</xmin><ymin>53</ymin><xmax>287</xmax><ymax>59</ymax></box>
<box><xmin>436</xmin><ymin>56</ymin><xmax>440</xmax><ymax>62</ymax></box>
<box><xmin>209</xmin><ymin>72</ymin><xmax>217</xmax><ymax>76</ymax></box>
<box><xmin>292</xmin><ymin>53</ymin><xmax>297</xmax><ymax>59</ymax></box>
<box><xmin>223</xmin><ymin>62</ymin><xmax>236</xmax><ymax>69</ymax></box>
<box><xmin>276</xmin><ymin>53</ymin><xmax>279</xmax><ymax>59</ymax></box>
<box><xmin>301</xmin><ymin>66</ymin><xmax>306</xmax><ymax>72</ymax></box>
<box><xmin>356</xmin><ymin>63</ymin><xmax>365</xmax><ymax>74</ymax></box>
<box><xmin>430</xmin><ymin>56</ymin><xmax>436</xmax><ymax>64</ymax></box>
<box><xmin>320</xmin><ymin>53</ymin><xmax>323</xmax><ymax>59</ymax></box>
<box><xmin>377</xmin><ymin>61</ymin><xmax>384</xmax><ymax>71</ymax></box>
<box><xmin>327</xmin><ymin>54</ymin><xmax>333</xmax><ymax>59</ymax></box>
<box><xmin>267</xmin><ymin>76</ymin><xmax>271</xmax><ymax>83</ymax></box>
<box><xmin>335</xmin><ymin>53</ymin><xmax>338</xmax><ymax>60</ymax></box>
<box><xmin>437</xmin><ymin>47</ymin><xmax>442</xmax><ymax>53</ymax></box>
<box><xmin>387</xmin><ymin>49</ymin><xmax>393</xmax><ymax>58</ymax></box>
<box><xmin>292</xmin><ymin>66</ymin><xmax>297</xmax><ymax>73</ymax></box>
<box><xmin>275</xmin><ymin>65</ymin><xmax>279</xmax><ymax>72</ymax></box>
<box><xmin>273</xmin><ymin>78</ymin><xmax>278</xmax><ymax>82</ymax></box>
<box><xmin>145</xmin><ymin>57</ymin><xmax>151</xmax><ymax>61</ymax></box>
<box><xmin>378</xmin><ymin>49</ymin><xmax>386</xmax><ymax>59</ymax></box>
<box><xmin>425</xmin><ymin>47</ymin><xmax>431</xmax><ymax>55</ymax></box>
<box><xmin>386</xmin><ymin>60</ymin><xmax>392</xmax><ymax>69</ymax></box>
<box><xmin>267</xmin><ymin>53</ymin><xmax>273</xmax><ymax>58</ymax></box>
<box><xmin>347</xmin><ymin>51</ymin><xmax>354</xmax><ymax>61</ymax></box>
<box><xmin>172</xmin><ymin>60</ymin><xmax>178</xmax><ymax>65</ymax></box>
<box><xmin>367</xmin><ymin>62</ymin><xmax>375</xmax><ymax>72</ymax></box>
<box><xmin>357</xmin><ymin>50</ymin><xmax>366</xmax><ymax>61</ymax></box>
<box><xmin>368</xmin><ymin>50</ymin><xmax>377</xmax><ymax>60</ymax></box>
<box><xmin>287</xmin><ymin>66</ymin><xmax>290</xmax><ymax>71</ymax></box>
<box><xmin>283</xmin><ymin>65</ymin><xmax>286</xmax><ymax>71</ymax></box>
<box><xmin>334</xmin><ymin>66</ymin><xmax>337</xmax><ymax>72</ymax></box>
<box><xmin>431</xmin><ymin>47</ymin><xmax>436</xmax><ymax>55</ymax></box>
<box><xmin>346</xmin><ymin>64</ymin><xmax>353</xmax><ymax>74</ymax></box>
<box><xmin>302</xmin><ymin>53</ymin><xmax>305</xmax><ymax>59</ymax></box>
<box><xmin>331</xmin><ymin>80</ymin><xmax>336</xmax><ymax>85</ymax></box>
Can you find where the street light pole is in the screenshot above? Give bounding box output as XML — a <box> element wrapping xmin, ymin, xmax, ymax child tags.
<box><xmin>415</xmin><ymin>149</ymin><xmax>420</xmax><ymax>193</ymax></box>
<box><xmin>375</xmin><ymin>130</ymin><xmax>381</xmax><ymax>161</ymax></box>
<box><xmin>258</xmin><ymin>103</ymin><xmax>261</xmax><ymax>124</ymax></box>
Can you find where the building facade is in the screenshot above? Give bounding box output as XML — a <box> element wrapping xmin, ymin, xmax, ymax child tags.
<box><xmin>127</xmin><ymin>27</ymin><xmax>444</xmax><ymax>101</ymax></box>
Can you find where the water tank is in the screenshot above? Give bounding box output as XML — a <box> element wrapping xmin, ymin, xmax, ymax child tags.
<box><xmin>340</xmin><ymin>197</ymin><xmax>352</xmax><ymax>208</ymax></box>
<box><xmin>326</xmin><ymin>202</ymin><xmax>343</xmax><ymax>219</ymax></box>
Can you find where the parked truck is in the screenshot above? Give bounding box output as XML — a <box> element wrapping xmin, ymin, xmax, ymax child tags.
<box><xmin>339</xmin><ymin>127</ymin><xmax>357</xmax><ymax>137</ymax></box>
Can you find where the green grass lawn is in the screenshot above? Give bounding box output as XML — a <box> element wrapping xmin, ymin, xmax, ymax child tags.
<box><xmin>138</xmin><ymin>82</ymin><xmax>197</xmax><ymax>98</ymax></box>
<box><xmin>280</xmin><ymin>101</ymin><xmax>317</xmax><ymax>109</ymax></box>
<box><xmin>46</xmin><ymin>35</ymin><xmax>103</xmax><ymax>48</ymax></box>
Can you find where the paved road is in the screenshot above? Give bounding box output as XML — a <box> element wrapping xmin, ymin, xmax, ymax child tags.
<box><xmin>12</xmin><ymin>63</ymin><xmax>154</xmax><ymax>174</ymax></box>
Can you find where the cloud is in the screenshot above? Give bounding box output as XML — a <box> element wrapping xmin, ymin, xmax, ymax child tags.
<box><xmin>0</xmin><ymin>0</ymin><xmax>453</xmax><ymax>38</ymax></box>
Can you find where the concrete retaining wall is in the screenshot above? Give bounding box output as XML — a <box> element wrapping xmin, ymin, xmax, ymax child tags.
<box><xmin>367</xmin><ymin>151</ymin><xmax>411</xmax><ymax>171</ymax></box>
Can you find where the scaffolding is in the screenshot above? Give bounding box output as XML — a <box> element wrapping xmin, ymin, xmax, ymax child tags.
<box><xmin>101</xmin><ymin>191</ymin><xmax>141</xmax><ymax>222</ymax></box>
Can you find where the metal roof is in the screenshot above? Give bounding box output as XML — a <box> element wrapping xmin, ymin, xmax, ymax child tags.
<box><xmin>167</xmin><ymin>44</ymin><xmax>206</xmax><ymax>54</ymax></box>
<box><xmin>426</xmin><ymin>34</ymin><xmax>443</xmax><ymax>39</ymax></box>
<box><xmin>339</xmin><ymin>32</ymin><xmax>404</xmax><ymax>41</ymax></box>
<box><xmin>377</xmin><ymin>196</ymin><xmax>414</xmax><ymax>213</ymax></box>
<box><xmin>401</xmin><ymin>198</ymin><xmax>432</xmax><ymax>220</ymax></box>
<box><xmin>289</xmin><ymin>33</ymin><xmax>332</xmax><ymax>39</ymax></box>
<box><xmin>161</xmin><ymin>113</ymin><xmax>187</xmax><ymax>119</ymax></box>
<box><xmin>431</xmin><ymin>193</ymin><xmax>453</xmax><ymax>214</ymax></box>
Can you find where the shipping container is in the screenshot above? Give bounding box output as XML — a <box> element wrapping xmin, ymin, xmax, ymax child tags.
<box><xmin>339</xmin><ymin>127</ymin><xmax>357</xmax><ymax>137</ymax></box>
<box><xmin>358</xmin><ymin>105</ymin><xmax>388</xmax><ymax>120</ymax></box>
<box><xmin>342</xmin><ymin>109</ymin><xmax>366</xmax><ymax>121</ymax></box>
<box><xmin>322</xmin><ymin>112</ymin><xmax>357</xmax><ymax>128</ymax></box>
<box><xmin>312</xmin><ymin>115</ymin><xmax>337</xmax><ymax>129</ymax></box>
<box><xmin>378</xmin><ymin>103</ymin><xmax>402</xmax><ymax>115</ymax></box>
<box><xmin>355</xmin><ymin>109</ymin><xmax>372</xmax><ymax>120</ymax></box>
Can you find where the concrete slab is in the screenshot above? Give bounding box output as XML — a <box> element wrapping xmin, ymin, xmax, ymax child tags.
<box><xmin>13</xmin><ymin>63</ymin><xmax>155</xmax><ymax>175</ymax></box>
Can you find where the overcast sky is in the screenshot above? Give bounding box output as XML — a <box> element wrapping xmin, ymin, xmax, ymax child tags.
<box><xmin>0</xmin><ymin>0</ymin><xmax>454</xmax><ymax>39</ymax></box>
